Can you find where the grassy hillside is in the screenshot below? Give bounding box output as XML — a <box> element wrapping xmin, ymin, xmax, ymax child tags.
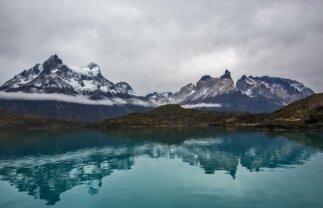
<box><xmin>96</xmin><ymin>94</ymin><xmax>323</xmax><ymax>130</ymax></box>
<box><xmin>95</xmin><ymin>104</ymin><xmax>256</xmax><ymax>128</ymax></box>
<box><xmin>261</xmin><ymin>93</ymin><xmax>323</xmax><ymax>128</ymax></box>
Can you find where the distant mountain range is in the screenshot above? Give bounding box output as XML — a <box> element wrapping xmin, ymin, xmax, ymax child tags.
<box><xmin>0</xmin><ymin>55</ymin><xmax>315</xmax><ymax>120</ymax></box>
<box><xmin>146</xmin><ymin>69</ymin><xmax>314</xmax><ymax>111</ymax></box>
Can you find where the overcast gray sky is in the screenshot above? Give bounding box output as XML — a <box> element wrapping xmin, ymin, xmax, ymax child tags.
<box><xmin>0</xmin><ymin>0</ymin><xmax>322</xmax><ymax>95</ymax></box>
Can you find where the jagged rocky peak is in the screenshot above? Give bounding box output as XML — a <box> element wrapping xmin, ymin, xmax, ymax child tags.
<box><xmin>220</xmin><ymin>69</ymin><xmax>232</xmax><ymax>79</ymax></box>
<box><xmin>145</xmin><ymin>91</ymin><xmax>174</xmax><ymax>105</ymax></box>
<box><xmin>87</xmin><ymin>62</ymin><xmax>99</xmax><ymax>69</ymax></box>
<box><xmin>0</xmin><ymin>55</ymin><xmax>138</xmax><ymax>99</ymax></box>
<box><xmin>43</xmin><ymin>54</ymin><xmax>63</xmax><ymax>70</ymax></box>
<box><xmin>236</xmin><ymin>75</ymin><xmax>314</xmax><ymax>104</ymax></box>
<box><xmin>240</xmin><ymin>75</ymin><xmax>247</xmax><ymax>80</ymax></box>
<box><xmin>41</xmin><ymin>55</ymin><xmax>101</xmax><ymax>77</ymax></box>
<box><xmin>114</xmin><ymin>82</ymin><xmax>136</xmax><ymax>95</ymax></box>
<box><xmin>196</xmin><ymin>69</ymin><xmax>235</xmax><ymax>93</ymax></box>
<box><xmin>198</xmin><ymin>69</ymin><xmax>233</xmax><ymax>83</ymax></box>
<box><xmin>200</xmin><ymin>75</ymin><xmax>212</xmax><ymax>81</ymax></box>
<box><xmin>165</xmin><ymin>69</ymin><xmax>236</xmax><ymax>104</ymax></box>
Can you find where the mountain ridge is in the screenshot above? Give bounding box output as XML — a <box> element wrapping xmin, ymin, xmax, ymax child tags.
<box><xmin>145</xmin><ymin>69</ymin><xmax>314</xmax><ymax>112</ymax></box>
<box><xmin>0</xmin><ymin>54</ymin><xmax>315</xmax><ymax>120</ymax></box>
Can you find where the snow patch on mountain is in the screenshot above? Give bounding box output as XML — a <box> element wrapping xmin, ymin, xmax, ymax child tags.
<box><xmin>69</xmin><ymin>63</ymin><xmax>100</xmax><ymax>77</ymax></box>
<box><xmin>145</xmin><ymin>92</ymin><xmax>174</xmax><ymax>105</ymax></box>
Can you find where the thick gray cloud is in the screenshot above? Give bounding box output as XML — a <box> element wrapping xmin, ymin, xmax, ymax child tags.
<box><xmin>0</xmin><ymin>0</ymin><xmax>322</xmax><ymax>95</ymax></box>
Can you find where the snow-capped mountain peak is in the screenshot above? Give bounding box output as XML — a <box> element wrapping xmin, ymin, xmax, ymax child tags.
<box><xmin>42</xmin><ymin>54</ymin><xmax>63</xmax><ymax>72</ymax></box>
<box><xmin>194</xmin><ymin>70</ymin><xmax>236</xmax><ymax>97</ymax></box>
<box><xmin>0</xmin><ymin>55</ymin><xmax>138</xmax><ymax>99</ymax></box>
<box><xmin>114</xmin><ymin>82</ymin><xmax>136</xmax><ymax>96</ymax></box>
<box><xmin>147</xmin><ymin>70</ymin><xmax>237</xmax><ymax>105</ymax></box>
<box><xmin>236</xmin><ymin>75</ymin><xmax>314</xmax><ymax>104</ymax></box>
<box><xmin>145</xmin><ymin>91</ymin><xmax>174</xmax><ymax>105</ymax></box>
<box><xmin>145</xmin><ymin>69</ymin><xmax>314</xmax><ymax>111</ymax></box>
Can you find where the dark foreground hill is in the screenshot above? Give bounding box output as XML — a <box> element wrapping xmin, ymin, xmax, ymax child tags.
<box><xmin>95</xmin><ymin>104</ymin><xmax>256</xmax><ymax>127</ymax></box>
<box><xmin>96</xmin><ymin>93</ymin><xmax>323</xmax><ymax>130</ymax></box>
<box><xmin>0</xmin><ymin>99</ymin><xmax>152</xmax><ymax>121</ymax></box>
<box><xmin>0</xmin><ymin>110</ymin><xmax>81</xmax><ymax>130</ymax></box>
<box><xmin>259</xmin><ymin>93</ymin><xmax>323</xmax><ymax>129</ymax></box>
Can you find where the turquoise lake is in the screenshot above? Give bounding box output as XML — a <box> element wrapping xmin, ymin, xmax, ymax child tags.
<box><xmin>0</xmin><ymin>128</ymin><xmax>322</xmax><ymax>208</ymax></box>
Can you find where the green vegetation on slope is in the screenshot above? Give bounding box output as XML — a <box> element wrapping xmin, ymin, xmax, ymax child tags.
<box><xmin>95</xmin><ymin>104</ymin><xmax>257</xmax><ymax>128</ymax></box>
<box><xmin>97</xmin><ymin>94</ymin><xmax>323</xmax><ymax>130</ymax></box>
<box><xmin>261</xmin><ymin>93</ymin><xmax>323</xmax><ymax>128</ymax></box>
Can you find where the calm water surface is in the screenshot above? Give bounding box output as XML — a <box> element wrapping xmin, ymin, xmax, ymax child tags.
<box><xmin>0</xmin><ymin>128</ymin><xmax>322</xmax><ymax>208</ymax></box>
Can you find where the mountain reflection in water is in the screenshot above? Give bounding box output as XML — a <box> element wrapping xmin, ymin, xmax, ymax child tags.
<box><xmin>0</xmin><ymin>128</ymin><xmax>322</xmax><ymax>205</ymax></box>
